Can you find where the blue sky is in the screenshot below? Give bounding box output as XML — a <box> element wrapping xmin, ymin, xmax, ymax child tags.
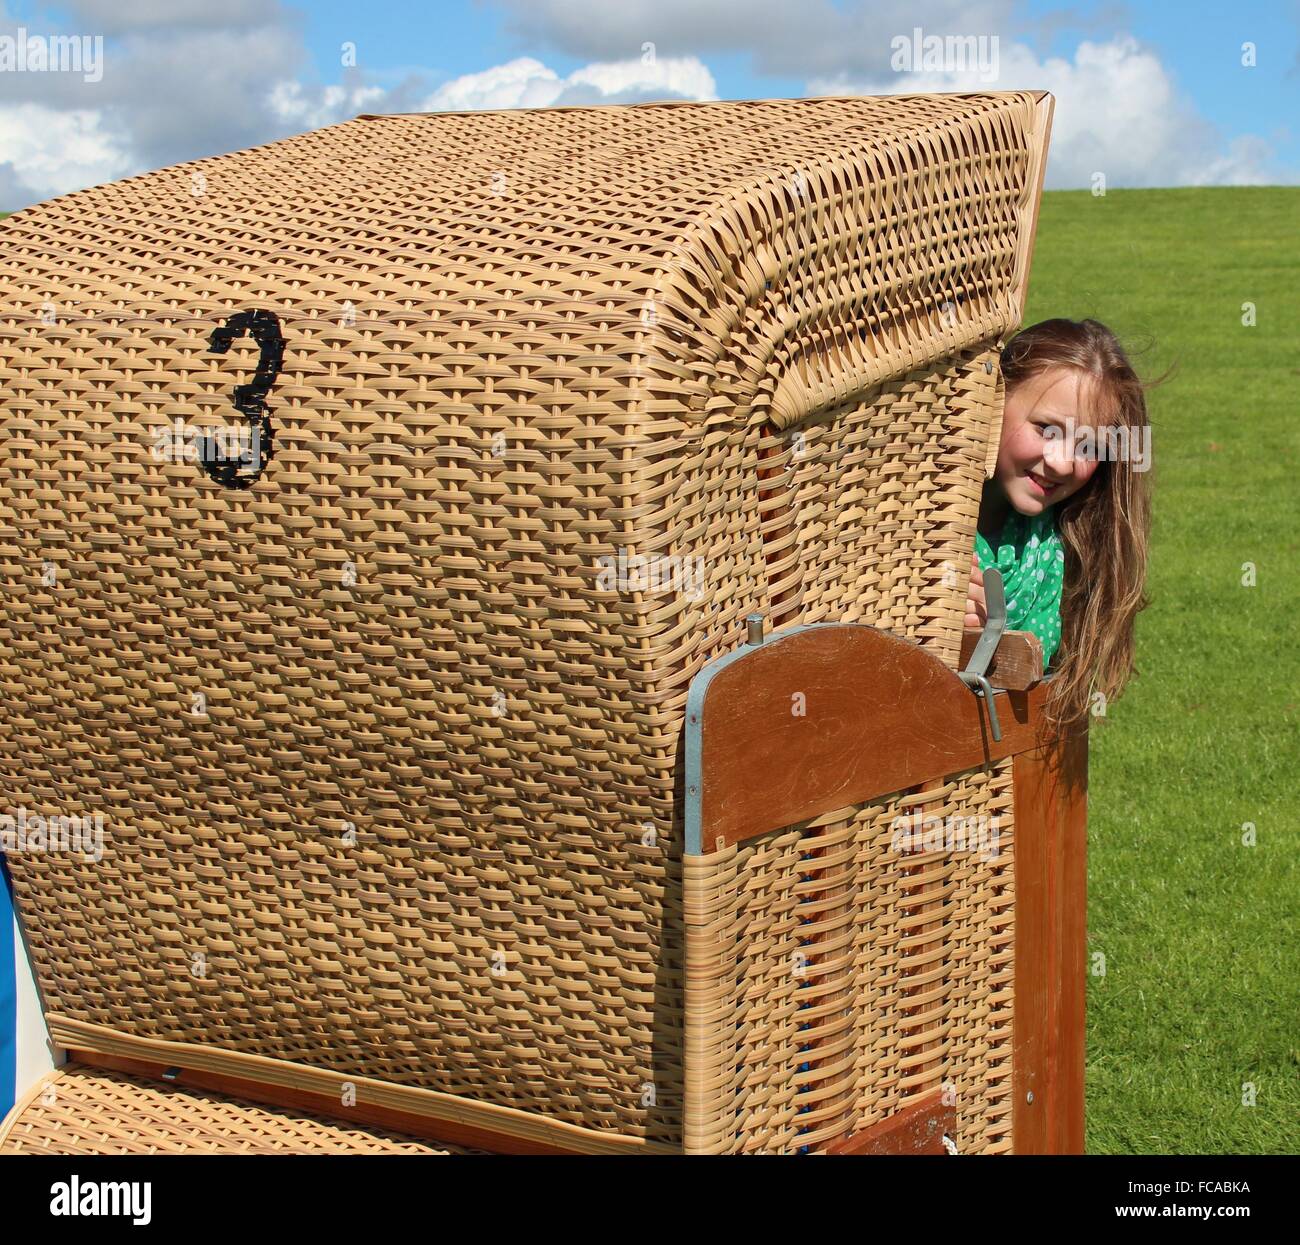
<box><xmin>0</xmin><ymin>0</ymin><xmax>1296</xmax><ymax>208</ymax></box>
<box><xmin>1097</xmin><ymin>1</ymin><xmax>1298</xmax><ymax>171</ymax></box>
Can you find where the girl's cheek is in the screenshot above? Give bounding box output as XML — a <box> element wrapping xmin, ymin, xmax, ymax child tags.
<box><xmin>1044</xmin><ymin>434</ymin><xmax>1074</xmax><ymax>472</ymax></box>
<box><xmin>1074</xmin><ymin>457</ymin><xmax>1101</xmax><ymax>486</ymax></box>
<box><xmin>1007</xmin><ymin>426</ymin><xmax>1041</xmax><ymax>471</ymax></box>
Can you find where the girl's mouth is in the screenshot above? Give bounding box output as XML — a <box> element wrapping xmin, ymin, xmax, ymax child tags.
<box><xmin>1026</xmin><ymin>471</ymin><xmax>1060</xmax><ymax>498</ymax></box>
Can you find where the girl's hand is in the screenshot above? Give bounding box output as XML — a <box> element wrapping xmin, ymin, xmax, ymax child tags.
<box><xmin>964</xmin><ymin>552</ymin><xmax>987</xmax><ymax>630</ymax></box>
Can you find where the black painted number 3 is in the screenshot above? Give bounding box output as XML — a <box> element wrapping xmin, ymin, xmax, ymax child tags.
<box><xmin>200</xmin><ymin>308</ymin><xmax>285</xmax><ymax>489</ymax></box>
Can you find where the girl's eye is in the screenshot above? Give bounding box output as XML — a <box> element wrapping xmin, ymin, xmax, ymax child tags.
<box><xmin>1038</xmin><ymin>423</ymin><xmax>1087</xmax><ymax>447</ymax></box>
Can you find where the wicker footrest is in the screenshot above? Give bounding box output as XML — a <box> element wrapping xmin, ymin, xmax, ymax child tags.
<box><xmin>0</xmin><ymin>1066</ymin><xmax>470</xmax><ymax>1155</ymax></box>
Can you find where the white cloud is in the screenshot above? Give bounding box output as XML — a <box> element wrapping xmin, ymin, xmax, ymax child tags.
<box><xmin>37</xmin><ymin>0</ymin><xmax>285</xmax><ymax>36</ymax></box>
<box><xmin>419</xmin><ymin>54</ymin><xmax>716</xmax><ymax>112</ymax></box>
<box><xmin>492</xmin><ymin>0</ymin><xmax>1017</xmax><ymax>80</ymax></box>
<box><xmin>563</xmin><ymin>55</ymin><xmax>717</xmax><ymax>102</ymax></box>
<box><xmin>420</xmin><ymin>56</ymin><xmax>563</xmax><ymax>112</ymax></box>
<box><xmin>808</xmin><ymin>36</ymin><xmax>1290</xmax><ymax>188</ymax></box>
<box><xmin>268</xmin><ymin>80</ymin><xmax>387</xmax><ymax>131</ymax></box>
<box><xmin>0</xmin><ymin>2</ymin><xmax>312</xmax><ymax>206</ymax></box>
<box><xmin>0</xmin><ymin>102</ymin><xmax>132</xmax><ymax>199</ymax></box>
<box><xmin>1195</xmin><ymin>134</ymin><xmax>1277</xmax><ymax>187</ymax></box>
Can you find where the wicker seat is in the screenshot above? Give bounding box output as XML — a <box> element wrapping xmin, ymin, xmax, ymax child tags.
<box><xmin>0</xmin><ymin>92</ymin><xmax>1058</xmax><ymax>1153</ymax></box>
<box><xmin>1</xmin><ymin>1066</ymin><xmax>470</xmax><ymax>1154</ymax></box>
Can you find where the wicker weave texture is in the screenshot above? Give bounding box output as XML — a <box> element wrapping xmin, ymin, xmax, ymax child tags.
<box><xmin>0</xmin><ymin>94</ymin><xmax>1044</xmax><ymax>1142</ymax></box>
<box><xmin>684</xmin><ymin>761</ymin><xmax>1016</xmax><ymax>1154</ymax></box>
<box><xmin>0</xmin><ymin>1066</ymin><xmax>466</xmax><ymax>1154</ymax></box>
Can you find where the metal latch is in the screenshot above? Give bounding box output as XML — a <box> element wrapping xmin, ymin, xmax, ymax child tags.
<box><xmin>958</xmin><ymin>566</ymin><xmax>1006</xmax><ymax>742</ymax></box>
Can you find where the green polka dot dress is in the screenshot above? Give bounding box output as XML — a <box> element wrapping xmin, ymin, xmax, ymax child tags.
<box><xmin>974</xmin><ymin>506</ymin><xmax>1065</xmax><ymax>666</ymax></box>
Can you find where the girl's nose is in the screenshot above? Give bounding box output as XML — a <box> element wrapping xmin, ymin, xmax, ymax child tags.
<box><xmin>1042</xmin><ymin>457</ymin><xmax>1074</xmax><ymax>482</ymax></box>
<box><xmin>1043</xmin><ymin>435</ymin><xmax>1081</xmax><ymax>477</ymax></box>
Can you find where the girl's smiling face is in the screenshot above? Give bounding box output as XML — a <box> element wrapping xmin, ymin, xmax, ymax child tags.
<box><xmin>995</xmin><ymin>365</ymin><xmax>1103</xmax><ymax>515</ymax></box>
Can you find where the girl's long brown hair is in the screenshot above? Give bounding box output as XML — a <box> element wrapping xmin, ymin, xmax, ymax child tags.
<box><xmin>999</xmin><ymin>318</ymin><xmax>1165</xmax><ymax>734</ymax></box>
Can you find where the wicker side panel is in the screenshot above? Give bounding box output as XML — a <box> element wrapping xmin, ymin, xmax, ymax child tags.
<box><xmin>0</xmin><ymin>335</ymin><xmax>687</xmax><ymax>1140</ymax></box>
<box><xmin>683</xmin><ymin>761</ymin><xmax>1016</xmax><ymax>1154</ymax></box>
<box><xmin>0</xmin><ymin>1067</ymin><xmax>469</xmax><ymax>1155</ymax></box>
<box><xmin>745</xmin><ymin>345</ymin><xmax>1000</xmax><ymax>658</ymax></box>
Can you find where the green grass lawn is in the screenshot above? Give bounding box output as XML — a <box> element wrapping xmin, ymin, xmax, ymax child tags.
<box><xmin>1023</xmin><ymin>186</ymin><xmax>1299</xmax><ymax>1155</ymax></box>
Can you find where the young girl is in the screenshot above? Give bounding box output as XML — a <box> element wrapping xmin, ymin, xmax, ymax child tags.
<box><xmin>965</xmin><ymin>318</ymin><xmax>1157</xmax><ymax>733</ymax></box>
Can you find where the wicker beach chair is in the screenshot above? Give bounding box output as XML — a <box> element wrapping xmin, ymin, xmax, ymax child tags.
<box><xmin>0</xmin><ymin>92</ymin><xmax>1082</xmax><ymax>1156</ymax></box>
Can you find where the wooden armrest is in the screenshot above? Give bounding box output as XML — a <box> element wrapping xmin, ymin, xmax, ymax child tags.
<box><xmin>958</xmin><ymin>628</ymin><xmax>1043</xmax><ymax>690</ymax></box>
